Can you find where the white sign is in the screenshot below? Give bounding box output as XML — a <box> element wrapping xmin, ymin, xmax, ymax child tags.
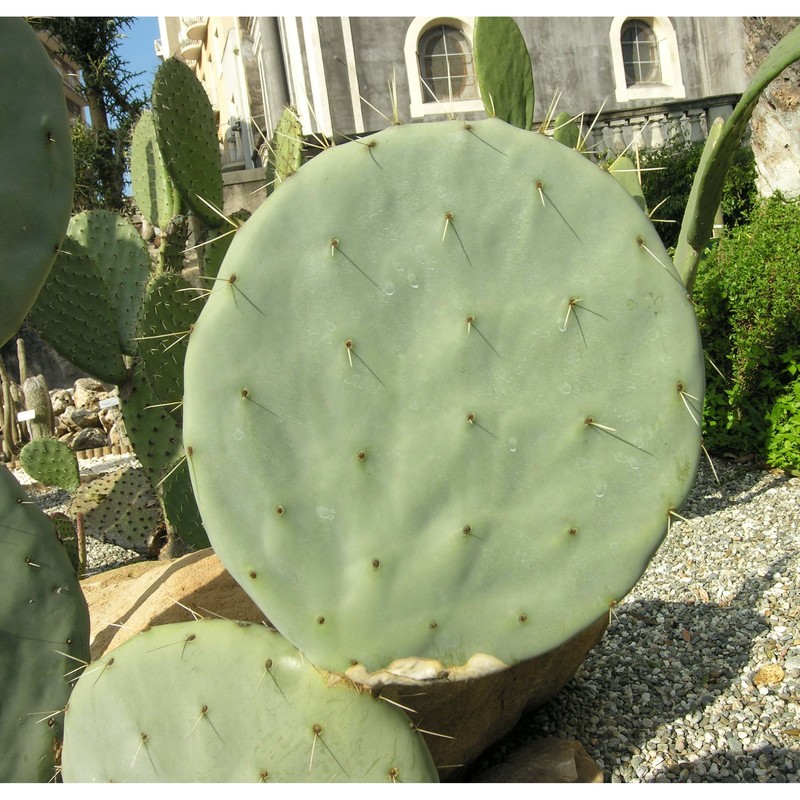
<box><xmin>99</xmin><ymin>396</ymin><xmax>120</xmax><ymax>409</ymax></box>
<box><xmin>17</xmin><ymin>409</ymin><xmax>36</xmax><ymax>421</ymax></box>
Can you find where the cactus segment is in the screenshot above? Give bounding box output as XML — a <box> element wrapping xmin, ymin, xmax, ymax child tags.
<box><xmin>21</xmin><ymin>374</ymin><xmax>55</xmax><ymax>440</ymax></box>
<box><xmin>137</xmin><ymin>272</ymin><xmax>200</xmax><ymax>409</ymax></box>
<box><xmin>200</xmin><ymin>211</ymin><xmax>250</xmax><ymax>280</ymax></box>
<box><xmin>552</xmin><ymin>111</ymin><xmax>581</xmax><ymax>150</ymax></box>
<box><xmin>0</xmin><ymin>18</ymin><xmax>74</xmax><ymax>348</ymax></box>
<box><xmin>119</xmin><ymin>368</ymin><xmax>208</xmax><ymax>551</ymax></box>
<box><xmin>61</xmin><ymin>619</ymin><xmax>438</xmax><ymax>782</ymax></box>
<box><xmin>608</xmin><ymin>154</ymin><xmax>647</xmax><ymax>214</ymax></box>
<box><xmin>67</xmin><ymin>210</ymin><xmax>151</xmax><ymax>357</ymax></box>
<box><xmin>51</xmin><ymin>511</ymin><xmax>85</xmax><ymax>576</ymax></box>
<box><xmin>68</xmin><ymin>465</ymin><xmax>161</xmax><ymax>554</ymax></box>
<box><xmin>28</xmin><ymin>234</ymin><xmax>127</xmax><ymax>386</ymax></box>
<box><xmin>130</xmin><ymin>110</ymin><xmax>183</xmax><ymax>230</ymax></box>
<box><xmin>183</xmin><ymin>119</ymin><xmax>704</xmax><ymax>674</ymax></box>
<box><xmin>674</xmin><ymin>23</ymin><xmax>800</xmax><ymax>290</ymax></box>
<box><xmin>0</xmin><ymin>466</ymin><xmax>90</xmax><ymax>782</ymax></box>
<box><xmin>473</xmin><ymin>17</ymin><xmax>534</xmax><ymax>130</ymax></box>
<box><xmin>151</xmin><ymin>59</ymin><xmax>224</xmax><ymax>229</ymax></box>
<box><xmin>265</xmin><ymin>105</ymin><xmax>305</xmax><ymax>194</ymax></box>
<box><xmin>19</xmin><ymin>438</ymin><xmax>80</xmax><ymax>493</ymax></box>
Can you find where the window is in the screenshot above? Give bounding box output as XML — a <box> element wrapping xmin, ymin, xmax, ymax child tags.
<box><xmin>404</xmin><ymin>17</ymin><xmax>485</xmax><ymax>119</ymax></box>
<box><xmin>418</xmin><ymin>25</ymin><xmax>478</xmax><ymax>103</ymax></box>
<box><xmin>609</xmin><ymin>17</ymin><xmax>685</xmax><ymax>102</ymax></box>
<box><xmin>621</xmin><ymin>19</ymin><xmax>661</xmax><ymax>86</ymax></box>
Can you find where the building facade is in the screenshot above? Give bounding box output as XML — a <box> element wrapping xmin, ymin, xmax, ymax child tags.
<box><xmin>156</xmin><ymin>16</ymin><xmax>750</xmax><ymax>203</ymax></box>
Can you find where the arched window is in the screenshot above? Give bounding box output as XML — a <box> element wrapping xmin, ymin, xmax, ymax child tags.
<box><xmin>621</xmin><ymin>19</ymin><xmax>662</xmax><ymax>86</ymax></box>
<box><xmin>609</xmin><ymin>17</ymin><xmax>685</xmax><ymax>102</ymax></box>
<box><xmin>418</xmin><ymin>25</ymin><xmax>478</xmax><ymax>103</ymax></box>
<box><xmin>404</xmin><ymin>17</ymin><xmax>485</xmax><ymax>119</ymax></box>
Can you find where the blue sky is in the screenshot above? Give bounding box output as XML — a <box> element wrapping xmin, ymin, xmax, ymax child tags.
<box><xmin>116</xmin><ymin>16</ymin><xmax>161</xmax><ymax>102</ymax></box>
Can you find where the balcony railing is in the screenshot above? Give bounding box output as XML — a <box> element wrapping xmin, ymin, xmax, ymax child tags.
<box><xmin>567</xmin><ymin>95</ymin><xmax>743</xmax><ymax>159</ymax></box>
<box><xmin>179</xmin><ymin>37</ymin><xmax>202</xmax><ymax>62</ymax></box>
<box><xmin>183</xmin><ymin>17</ymin><xmax>208</xmax><ymax>40</ymax></box>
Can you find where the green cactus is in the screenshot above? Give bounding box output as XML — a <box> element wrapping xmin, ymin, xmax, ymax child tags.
<box><xmin>608</xmin><ymin>154</ymin><xmax>647</xmax><ymax>214</ymax></box>
<box><xmin>136</xmin><ymin>272</ymin><xmax>199</xmax><ymax>409</ymax></box>
<box><xmin>19</xmin><ymin>437</ymin><xmax>81</xmax><ymax>493</ymax></box>
<box><xmin>182</xmin><ymin>118</ymin><xmax>704</xmax><ymax>675</ymax></box>
<box><xmin>0</xmin><ymin>465</ymin><xmax>90</xmax><ymax>782</ymax></box>
<box><xmin>66</xmin><ymin>210</ymin><xmax>152</xmax><ymax>357</ymax></box>
<box><xmin>151</xmin><ymin>58</ymin><xmax>224</xmax><ymax>230</ymax></box>
<box><xmin>119</xmin><ymin>367</ymin><xmax>207</xmax><ymax>552</ymax></box>
<box><xmin>130</xmin><ymin>110</ymin><xmax>183</xmax><ymax>231</ymax></box>
<box><xmin>551</xmin><ymin>111</ymin><xmax>581</xmax><ymax>150</ymax></box>
<box><xmin>27</xmin><ymin>231</ymin><xmax>129</xmax><ymax>386</ymax></box>
<box><xmin>21</xmin><ymin>374</ymin><xmax>56</xmax><ymax>440</ymax></box>
<box><xmin>473</xmin><ymin>17</ymin><xmax>534</xmax><ymax>130</ymax></box>
<box><xmin>61</xmin><ymin>619</ymin><xmax>438</xmax><ymax>782</ymax></box>
<box><xmin>265</xmin><ymin>105</ymin><xmax>306</xmax><ymax>194</ymax></box>
<box><xmin>69</xmin><ymin>465</ymin><xmax>161</xmax><ymax>555</ymax></box>
<box><xmin>51</xmin><ymin>511</ymin><xmax>86</xmax><ymax>577</ymax></box>
<box><xmin>0</xmin><ymin>18</ymin><xmax>74</xmax><ymax>348</ymax></box>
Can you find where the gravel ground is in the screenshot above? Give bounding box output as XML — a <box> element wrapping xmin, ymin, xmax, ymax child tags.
<box><xmin>10</xmin><ymin>451</ymin><xmax>800</xmax><ymax>782</ymax></box>
<box><xmin>462</xmin><ymin>456</ymin><xmax>800</xmax><ymax>783</ymax></box>
<box><xmin>11</xmin><ymin>452</ymin><xmax>147</xmax><ymax>576</ymax></box>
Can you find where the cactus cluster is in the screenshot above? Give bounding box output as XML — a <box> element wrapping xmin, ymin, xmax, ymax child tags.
<box><xmin>5</xmin><ymin>14</ymin><xmax>800</xmax><ymax>785</ymax></box>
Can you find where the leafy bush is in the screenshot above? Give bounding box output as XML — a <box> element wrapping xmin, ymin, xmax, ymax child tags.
<box><xmin>639</xmin><ymin>135</ymin><xmax>757</xmax><ymax>251</ymax></box>
<box><xmin>693</xmin><ymin>196</ymin><xmax>800</xmax><ymax>472</ymax></box>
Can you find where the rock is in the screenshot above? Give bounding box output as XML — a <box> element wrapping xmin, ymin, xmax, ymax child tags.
<box><xmin>61</xmin><ymin>406</ymin><xmax>100</xmax><ymax>430</ymax></box>
<box><xmin>80</xmin><ymin>549</ymin><xmax>267</xmax><ymax>660</ymax></box>
<box><xmin>72</xmin><ymin>377</ymin><xmax>107</xmax><ymax>411</ymax></box>
<box><xmin>50</xmin><ymin>388</ymin><xmax>72</xmax><ymax>417</ymax></box>
<box><xmin>753</xmin><ymin>663</ymin><xmax>785</xmax><ymax>687</ymax></box>
<box><xmin>107</xmin><ymin>419</ymin><xmax>131</xmax><ymax>449</ymax></box>
<box><xmin>80</xmin><ymin>550</ymin><xmax>609</xmax><ymax>779</ymax></box>
<box><xmin>71</xmin><ymin>427</ymin><xmax>109</xmax><ymax>451</ymax></box>
<box><xmin>743</xmin><ymin>17</ymin><xmax>800</xmax><ymax>199</ymax></box>
<box><xmin>474</xmin><ymin>737</ymin><xmax>603</xmax><ymax>783</ymax></box>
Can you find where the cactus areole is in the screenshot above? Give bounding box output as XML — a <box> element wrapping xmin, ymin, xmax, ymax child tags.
<box><xmin>183</xmin><ymin>119</ymin><xmax>704</xmax><ymax>676</ymax></box>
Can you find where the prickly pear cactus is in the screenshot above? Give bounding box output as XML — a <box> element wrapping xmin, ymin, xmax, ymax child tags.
<box><xmin>136</xmin><ymin>272</ymin><xmax>199</xmax><ymax>408</ymax></box>
<box><xmin>474</xmin><ymin>17</ymin><xmax>534</xmax><ymax>130</ymax></box>
<box><xmin>28</xmin><ymin>233</ymin><xmax>128</xmax><ymax>385</ymax></box>
<box><xmin>151</xmin><ymin>58</ymin><xmax>224</xmax><ymax>229</ymax></box>
<box><xmin>66</xmin><ymin>210</ymin><xmax>151</xmax><ymax>357</ymax></box>
<box><xmin>0</xmin><ymin>466</ymin><xmax>90</xmax><ymax>782</ymax></box>
<box><xmin>0</xmin><ymin>17</ymin><xmax>74</xmax><ymax>348</ymax></box>
<box><xmin>19</xmin><ymin>438</ymin><xmax>80</xmax><ymax>493</ymax></box>
<box><xmin>69</xmin><ymin>465</ymin><xmax>161</xmax><ymax>554</ymax></box>
<box><xmin>61</xmin><ymin>619</ymin><xmax>438</xmax><ymax>782</ymax></box>
<box><xmin>182</xmin><ymin>119</ymin><xmax>705</xmax><ymax>675</ymax></box>
<box><xmin>265</xmin><ymin>105</ymin><xmax>305</xmax><ymax>194</ymax></box>
<box><xmin>130</xmin><ymin>109</ymin><xmax>183</xmax><ymax>231</ymax></box>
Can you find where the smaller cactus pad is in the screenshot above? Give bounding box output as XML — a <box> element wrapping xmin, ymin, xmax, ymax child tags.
<box><xmin>61</xmin><ymin>619</ymin><xmax>438</xmax><ymax>782</ymax></box>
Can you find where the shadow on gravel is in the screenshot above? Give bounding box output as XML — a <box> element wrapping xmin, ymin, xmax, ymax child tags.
<box><xmin>458</xmin><ymin>554</ymin><xmax>791</xmax><ymax>782</ymax></box>
<box><xmin>682</xmin><ymin>462</ymin><xmax>793</xmax><ymax>519</ymax></box>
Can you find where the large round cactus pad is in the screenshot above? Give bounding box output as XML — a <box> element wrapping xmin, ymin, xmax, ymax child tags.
<box><xmin>0</xmin><ymin>18</ymin><xmax>73</xmax><ymax>347</ymax></box>
<box><xmin>0</xmin><ymin>466</ymin><xmax>89</xmax><ymax>781</ymax></box>
<box><xmin>61</xmin><ymin>619</ymin><xmax>437</xmax><ymax>782</ymax></box>
<box><xmin>183</xmin><ymin>118</ymin><xmax>704</xmax><ymax>674</ymax></box>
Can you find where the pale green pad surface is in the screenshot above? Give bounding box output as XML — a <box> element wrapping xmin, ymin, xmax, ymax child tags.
<box><xmin>183</xmin><ymin>119</ymin><xmax>704</xmax><ymax>673</ymax></box>
<box><xmin>61</xmin><ymin>619</ymin><xmax>437</xmax><ymax>783</ymax></box>
<box><xmin>0</xmin><ymin>18</ymin><xmax>73</xmax><ymax>347</ymax></box>
<box><xmin>0</xmin><ymin>466</ymin><xmax>89</xmax><ymax>781</ymax></box>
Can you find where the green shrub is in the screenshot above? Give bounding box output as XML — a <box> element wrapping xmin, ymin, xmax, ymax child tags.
<box><xmin>639</xmin><ymin>136</ymin><xmax>757</xmax><ymax>250</ymax></box>
<box><xmin>693</xmin><ymin>196</ymin><xmax>800</xmax><ymax>471</ymax></box>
